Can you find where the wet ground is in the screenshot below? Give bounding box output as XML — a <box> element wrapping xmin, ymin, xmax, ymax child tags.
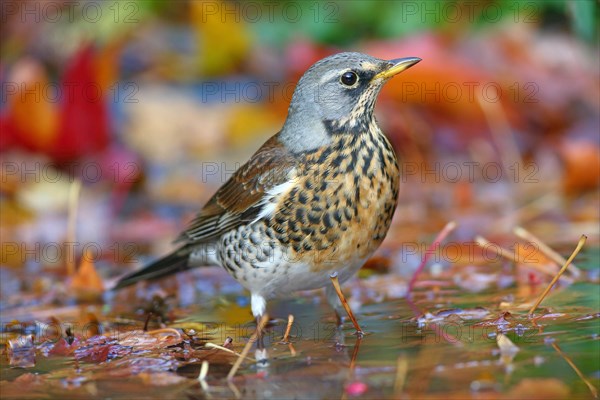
<box><xmin>1</xmin><ymin>255</ymin><xmax>598</xmax><ymax>399</ymax></box>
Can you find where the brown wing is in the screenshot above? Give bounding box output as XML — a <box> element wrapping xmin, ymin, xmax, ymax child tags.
<box><xmin>176</xmin><ymin>134</ymin><xmax>297</xmax><ymax>243</ymax></box>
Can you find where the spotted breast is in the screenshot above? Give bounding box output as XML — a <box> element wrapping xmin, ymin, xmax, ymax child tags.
<box><xmin>218</xmin><ymin>122</ymin><xmax>399</xmax><ymax>300</ymax></box>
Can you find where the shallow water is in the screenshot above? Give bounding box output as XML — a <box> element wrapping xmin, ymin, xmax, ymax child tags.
<box><xmin>1</xmin><ymin>260</ymin><xmax>599</xmax><ymax>399</ymax></box>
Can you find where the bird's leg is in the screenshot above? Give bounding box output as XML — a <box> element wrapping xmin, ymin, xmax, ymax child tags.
<box><xmin>326</xmin><ymin>284</ymin><xmax>346</xmax><ymax>327</ymax></box>
<box><xmin>255</xmin><ymin>315</ymin><xmax>268</xmax><ymax>365</ymax></box>
<box><xmin>251</xmin><ymin>294</ymin><xmax>269</xmax><ymax>365</ymax></box>
<box><xmin>326</xmin><ymin>285</ymin><xmax>347</xmax><ymax>349</ymax></box>
<box><xmin>328</xmin><ymin>273</ymin><xmax>364</xmax><ymax>336</ymax></box>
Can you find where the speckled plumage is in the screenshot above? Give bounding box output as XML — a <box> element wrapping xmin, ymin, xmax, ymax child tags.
<box><xmin>216</xmin><ymin>122</ymin><xmax>399</xmax><ymax>301</ymax></box>
<box><xmin>115</xmin><ymin>52</ymin><xmax>420</xmax><ymax>321</ymax></box>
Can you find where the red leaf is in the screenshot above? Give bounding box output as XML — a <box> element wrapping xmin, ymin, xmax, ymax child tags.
<box><xmin>49</xmin><ymin>337</ymin><xmax>81</xmax><ymax>356</ymax></box>
<box><xmin>52</xmin><ymin>44</ymin><xmax>110</xmax><ymax>162</ymax></box>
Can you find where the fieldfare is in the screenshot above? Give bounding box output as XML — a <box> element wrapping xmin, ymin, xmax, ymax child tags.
<box><xmin>116</xmin><ymin>51</ymin><xmax>420</xmax><ymax>344</ymax></box>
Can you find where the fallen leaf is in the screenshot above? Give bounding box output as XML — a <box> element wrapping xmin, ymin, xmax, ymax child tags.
<box><xmin>7</xmin><ymin>335</ymin><xmax>36</xmax><ymax>368</ymax></box>
<box><xmin>70</xmin><ymin>248</ymin><xmax>104</xmax><ymax>298</ymax></box>
<box><xmin>48</xmin><ymin>337</ymin><xmax>81</xmax><ymax>356</ymax></box>
<box><xmin>497</xmin><ymin>333</ymin><xmax>520</xmax><ymax>370</ymax></box>
<box><xmin>560</xmin><ymin>139</ymin><xmax>600</xmax><ymax>195</ymax></box>
<box><xmin>496</xmin><ymin>333</ymin><xmax>519</xmax><ymax>356</ymax></box>
<box><xmin>138</xmin><ymin>372</ymin><xmax>188</xmax><ymax>386</ymax></box>
<box><xmin>507</xmin><ymin>378</ymin><xmax>570</xmax><ymax>399</ymax></box>
<box><xmin>476</xmin><ymin>312</ymin><xmax>515</xmax><ymax>329</ymax></box>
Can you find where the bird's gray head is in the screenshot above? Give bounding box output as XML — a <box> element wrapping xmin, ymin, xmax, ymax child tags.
<box><xmin>280</xmin><ymin>52</ymin><xmax>420</xmax><ymax>153</ymax></box>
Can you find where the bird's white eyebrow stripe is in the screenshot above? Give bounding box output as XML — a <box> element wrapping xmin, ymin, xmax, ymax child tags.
<box><xmin>319</xmin><ymin>62</ymin><xmax>379</xmax><ymax>85</ymax></box>
<box><xmin>360</xmin><ymin>61</ymin><xmax>379</xmax><ymax>71</ymax></box>
<box><xmin>319</xmin><ymin>69</ymin><xmax>341</xmax><ymax>84</ymax></box>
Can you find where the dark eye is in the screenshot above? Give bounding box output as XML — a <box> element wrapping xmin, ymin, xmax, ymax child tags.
<box><xmin>340</xmin><ymin>71</ymin><xmax>358</xmax><ymax>86</ymax></box>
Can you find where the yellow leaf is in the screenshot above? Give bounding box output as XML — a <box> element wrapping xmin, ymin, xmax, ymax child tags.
<box><xmin>496</xmin><ymin>333</ymin><xmax>519</xmax><ymax>356</ymax></box>
<box><xmin>191</xmin><ymin>1</ymin><xmax>251</xmax><ymax>76</ymax></box>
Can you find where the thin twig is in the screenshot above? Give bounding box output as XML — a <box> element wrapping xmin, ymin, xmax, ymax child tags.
<box><xmin>475</xmin><ymin>235</ymin><xmax>519</xmax><ymax>263</ymax></box>
<box><xmin>281</xmin><ymin>314</ymin><xmax>294</xmax><ymax>343</ymax></box>
<box><xmin>552</xmin><ymin>342</ymin><xmax>598</xmax><ymax>398</ymax></box>
<box><xmin>280</xmin><ymin>315</ymin><xmax>297</xmax><ymax>356</ymax></box>
<box><xmin>514</xmin><ymin>226</ymin><xmax>581</xmax><ymax>278</ymax></box>
<box><xmin>329</xmin><ymin>273</ymin><xmax>363</xmax><ymax>335</ymax></box>
<box><xmin>227</xmin><ymin>380</ymin><xmax>242</xmax><ymax>399</ymax></box>
<box><xmin>226</xmin><ymin>314</ymin><xmax>268</xmax><ymax>381</ymax></box>
<box><xmin>198</xmin><ymin>360</ymin><xmax>209</xmax><ymax>381</ymax></box>
<box><xmin>404</xmin><ymin>296</ymin><xmax>424</xmax><ymax>318</ymax></box>
<box><xmin>288</xmin><ymin>343</ymin><xmax>297</xmax><ymax>356</ymax></box>
<box><xmin>494</xmin><ymin>193</ymin><xmax>558</xmax><ymax>232</ymax></box>
<box><xmin>146</xmin><ymin>328</ymin><xmax>182</xmax><ymax>339</ymax></box>
<box><xmin>528</xmin><ymin>235</ymin><xmax>587</xmax><ymax>316</ymax></box>
<box><xmin>393</xmin><ymin>354</ymin><xmax>409</xmax><ymax>396</ymax></box>
<box><xmin>475</xmin><ymin>235</ymin><xmax>564</xmax><ymax>277</ymax></box>
<box><xmin>143</xmin><ymin>312</ymin><xmax>153</xmax><ymax>331</ymax></box>
<box><xmin>408</xmin><ymin>221</ymin><xmax>457</xmax><ymax>294</ymax></box>
<box><xmin>204</xmin><ymin>343</ymin><xmax>250</xmax><ymax>360</ymax></box>
<box><xmin>198</xmin><ymin>360</ymin><xmax>210</xmax><ymax>394</ymax></box>
<box><xmin>66</xmin><ymin>179</ymin><xmax>82</xmax><ymax>276</ymax></box>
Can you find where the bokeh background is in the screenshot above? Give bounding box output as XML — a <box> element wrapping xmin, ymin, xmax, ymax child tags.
<box><xmin>1</xmin><ymin>1</ymin><xmax>599</xmax><ymax>398</ymax></box>
<box><xmin>2</xmin><ymin>0</ymin><xmax>598</xmax><ymax>276</ymax></box>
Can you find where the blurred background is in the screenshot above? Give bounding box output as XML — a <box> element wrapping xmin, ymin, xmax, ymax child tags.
<box><xmin>1</xmin><ymin>1</ymin><xmax>599</xmax><ymax>398</ymax></box>
<box><xmin>0</xmin><ymin>0</ymin><xmax>598</xmax><ymax>297</ymax></box>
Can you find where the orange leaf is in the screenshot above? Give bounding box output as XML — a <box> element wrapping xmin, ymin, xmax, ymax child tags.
<box><xmin>7</xmin><ymin>58</ymin><xmax>59</xmax><ymax>150</ymax></box>
<box><xmin>561</xmin><ymin>140</ymin><xmax>600</xmax><ymax>195</ymax></box>
<box><xmin>70</xmin><ymin>248</ymin><xmax>104</xmax><ymax>294</ymax></box>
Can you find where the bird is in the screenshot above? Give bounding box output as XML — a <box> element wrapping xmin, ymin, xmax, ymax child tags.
<box><xmin>115</xmin><ymin>52</ymin><xmax>420</xmax><ymax>350</ymax></box>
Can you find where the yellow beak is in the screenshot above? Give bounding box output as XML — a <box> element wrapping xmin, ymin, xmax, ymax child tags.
<box><xmin>374</xmin><ymin>57</ymin><xmax>421</xmax><ymax>80</ymax></box>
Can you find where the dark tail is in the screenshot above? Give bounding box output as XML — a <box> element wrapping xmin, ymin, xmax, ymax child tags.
<box><xmin>113</xmin><ymin>246</ymin><xmax>191</xmax><ymax>290</ymax></box>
